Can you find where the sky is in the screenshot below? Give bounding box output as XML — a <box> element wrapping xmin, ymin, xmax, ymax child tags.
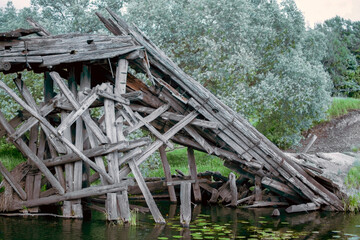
<box><xmin>0</xmin><ymin>0</ymin><xmax>360</xmax><ymax>27</ymax></box>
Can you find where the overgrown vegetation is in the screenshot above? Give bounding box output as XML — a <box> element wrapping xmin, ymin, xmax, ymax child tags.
<box><xmin>327</xmin><ymin>97</ymin><xmax>360</xmax><ymax>119</ymax></box>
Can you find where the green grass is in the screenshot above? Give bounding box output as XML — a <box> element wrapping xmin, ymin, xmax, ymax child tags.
<box><xmin>0</xmin><ymin>143</ymin><xmax>26</xmax><ymax>182</ymax></box>
<box><xmin>327</xmin><ymin>97</ymin><xmax>360</xmax><ymax>119</ymax></box>
<box><xmin>146</xmin><ymin>148</ymin><xmax>232</xmax><ymax>178</ymax></box>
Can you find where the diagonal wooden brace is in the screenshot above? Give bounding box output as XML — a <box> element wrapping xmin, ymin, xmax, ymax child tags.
<box><xmin>0</xmin><ymin>80</ymin><xmax>114</xmax><ymax>184</ymax></box>
<box><xmin>50</xmin><ymin>72</ymin><xmax>108</xmax><ymax>144</ymax></box>
<box><xmin>57</xmin><ymin>88</ymin><xmax>99</xmax><ymax>135</ymax></box>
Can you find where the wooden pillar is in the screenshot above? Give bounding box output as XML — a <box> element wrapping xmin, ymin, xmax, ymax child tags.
<box><xmin>159</xmin><ymin>145</ymin><xmax>177</xmax><ymax>203</ymax></box>
<box><xmin>229</xmin><ymin>172</ymin><xmax>237</xmax><ymax>207</ymax></box>
<box><xmin>117</xmin><ymin>190</ymin><xmax>130</xmax><ymax>223</ymax></box>
<box><xmin>180</xmin><ymin>182</ymin><xmax>191</xmax><ymax>227</ymax></box>
<box><xmin>187</xmin><ymin>147</ymin><xmax>201</xmax><ymax>202</ymax></box>
<box><xmin>255</xmin><ymin>175</ymin><xmax>262</xmax><ymax>202</ymax></box>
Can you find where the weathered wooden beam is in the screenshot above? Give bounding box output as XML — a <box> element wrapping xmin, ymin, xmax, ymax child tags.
<box><xmin>229</xmin><ymin>172</ymin><xmax>237</xmax><ymax>207</ymax></box>
<box><xmin>261</xmin><ymin>177</ymin><xmax>303</xmax><ymax>204</ymax></box>
<box><xmin>180</xmin><ymin>182</ymin><xmax>191</xmax><ymax>227</ymax></box>
<box><xmin>159</xmin><ymin>145</ymin><xmax>177</xmax><ymax>203</ymax></box>
<box><xmin>187</xmin><ymin>148</ymin><xmax>201</xmax><ymax>202</ymax></box>
<box><xmin>50</xmin><ymin>71</ymin><xmax>108</xmax><ymax>144</ymax></box>
<box><xmin>123</xmin><ymin>104</ymin><xmax>169</xmax><ymax>136</ymax></box>
<box><xmin>128</xmin><ymin>160</ymin><xmax>165</xmax><ymax>224</ymax></box>
<box><xmin>129</xmin><ymin>104</ymin><xmax>218</xmax><ymax>129</ymax></box>
<box><xmin>117</xmin><ymin>190</ymin><xmax>130</xmax><ymax>223</ymax></box>
<box><xmin>115</xmin><ymin>59</ymin><xmax>128</xmax><ymax>95</ymax></box>
<box><xmin>134</xmin><ymin>112</ymin><xmax>174</xmax><ymax>149</ymax></box>
<box><xmin>0</xmin><ymin>79</ymin><xmax>114</xmax><ymax>184</ymax></box>
<box><xmin>0</xmin><ymin>111</ymin><xmax>65</xmax><ymax>195</ymax></box>
<box><xmin>285</xmin><ymin>203</ymin><xmax>320</xmax><ymax>213</ymax></box>
<box><xmin>44</xmin><ymin>139</ymin><xmax>149</xmax><ymax>167</ymax></box>
<box><xmin>9</xmin><ymin>181</ymin><xmax>133</xmax><ymax>211</ymax></box>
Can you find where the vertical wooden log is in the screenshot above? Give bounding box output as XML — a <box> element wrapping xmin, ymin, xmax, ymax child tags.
<box><xmin>104</xmin><ymin>83</ymin><xmax>120</xmax><ymax>221</ymax></box>
<box><xmin>115</xmin><ymin>59</ymin><xmax>128</xmax><ymax>95</ymax></box>
<box><xmin>180</xmin><ymin>182</ymin><xmax>191</xmax><ymax>227</ymax></box>
<box><xmin>44</xmin><ymin>72</ymin><xmax>65</xmax><ymax>189</ymax></box>
<box><xmin>187</xmin><ymin>148</ymin><xmax>201</xmax><ymax>202</ymax></box>
<box><xmin>229</xmin><ymin>172</ymin><xmax>237</xmax><ymax>207</ymax></box>
<box><xmin>255</xmin><ymin>175</ymin><xmax>262</xmax><ymax>202</ymax></box>
<box><xmin>159</xmin><ymin>145</ymin><xmax>177</xmax><ymax>203</ymax></box>
<box><xmin>117</xmin><ymin>190</ymin><xmax>130</xmax><ymax>223</ymax></box>
<box><xmin>128</xmin><ymin>160</ymin><xmax>165</xmax><ymax>223</ymax></box>
<box><xmin>106</xmin><ymin>193</ymin><xmax>118</xmax><ymax>221</ymax></box>
<box><xmin>62</xmin><ymin>68</ymin><xmax>77</xmax><ymax>217</ymax></box>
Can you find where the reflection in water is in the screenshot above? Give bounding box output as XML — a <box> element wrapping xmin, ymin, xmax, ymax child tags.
<box><xmin>0</xmin><ymin>201</ymin><xmax>360</xmax><ymax>240</ymax></box>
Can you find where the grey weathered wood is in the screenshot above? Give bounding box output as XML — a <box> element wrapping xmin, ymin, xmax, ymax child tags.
<box><xmin>244</xmin><ymin>201</ymin><xmax>289</xmax><ymax>208</ymax></box>
<box><xmin>134</xmin><ymin>112</ymin><xmax>174</xmax><ymax>149</ymax></box>
<box><xmin>159</xmin><ymin>145</ymin><xmax>177</xmax><ymax>203</ymax></box>
<box><xmin>285</xmin><ymin>203</ymin><xmax>320</xmax><ymax>213</ymax></box>
<box><xmin>117</xmin><ymin>191</ymin><xmax>131</xmax><ymax>223</ymax></box>
<box><xmin>184</xmin><ymin>126</ymin><xmax>213</xmax><ymax>154</ymax></box>
<box><xmin>237</xmin><ymin>195</ymin><xmax>255</xmax><ymax>205</ymax></box>
<box><xmin>129</xmin><ymin>104</ymin><xmax>218</xmax><ymax>129</ymax></box>
<box><xmin>124</xmin><ymin>104</ymin><xmax>170</xmax><ymax>136</ymax></box>
<box><xmin>302</xmin><ymin>134</ymin><xmax>318</xmax><ymax>154</ymax></box>
<box><xmin>115</xmin><ymin>59</ymin><xmax>128</xmax><ymax>95</ymax></box>
<box><xmin>106</xmin><ymin>193</ymin><xmax>118</xmax><ymax>221</ymax></box>
<box><xmin>0</xmin><ymin>161</ymin><xmax>27</xmax><ymax>200</ymax></box>
<box><xmin>128</xmin><ymin>160</ymin><xmax>165</xmax><ymax>223</ymax></box>
<box><xmin>229</xmin><ymin>172</ymin><xmax>237</xmax><ymax>207</ymax></box>
<box><xmin>180</xmin><ymin>182</ymin><xmax>191</xmax><ymax>227</ymax></box>
<box><xmin>50</xmin><ymin>71</ymin><xmax>108</xmax><ymax>144</ymax></box>
<box><xmin>187</xmin><ymin>148</ymin><xmax>201</xmax><ymax>202</ymax></box>
<box><xmin>26</xmin><ymin>18</ymin><xmax>51</xmax><ymax>36</ymax></box>
<box><xmin>10</xmin><ymin>181</ymin><xmax>132</xmax><ymax>211</ymax></box>
<box><xmin>0</xmin><ymin>111</ymin><xmax>65</xmax><ymax>195</ymax></box>
<box><xmin>119</xmin><ymin>111</ymin><xmax>198</xmax><ymax>179</ymax></box>
<box><xmin>261</xmin><ymin>177</ymin><xmax>302</xmax><ymax>203</ymax></box>
<box><xmin>255</xmin><ymin>175</ymin><xmax>262</xmax><ymax>202</ymax></box>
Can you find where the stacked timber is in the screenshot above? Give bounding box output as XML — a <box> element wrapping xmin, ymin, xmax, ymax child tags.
<box><xmin>0</xmin><ymin>9</ymin><xmax>347</xmax><ymax>223</ymax></box>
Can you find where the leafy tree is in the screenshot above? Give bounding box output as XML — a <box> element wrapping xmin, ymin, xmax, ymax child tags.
<box><xmin>125</xmin><ymin>0</ymin><xmax>332</xmax><ymax>148</ymax></box>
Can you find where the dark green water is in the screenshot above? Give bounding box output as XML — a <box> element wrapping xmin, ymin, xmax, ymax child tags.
<box><xmin>1</xmin><ymin>201</ymin><xmax>360</xmax><ymax>240</ymax></box>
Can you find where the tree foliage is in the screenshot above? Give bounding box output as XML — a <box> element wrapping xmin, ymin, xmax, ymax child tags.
<box><xmin>1</xmin><ymin>0</ymin><xmax>359</xmax><ymax>148</ymax></box>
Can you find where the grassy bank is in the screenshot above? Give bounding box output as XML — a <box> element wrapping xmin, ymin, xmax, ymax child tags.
<box><xmin>327</xmin><ymin>97</ymin><xmax>360</xmax><ymax>119</ymax></box>
<box><xmin>146</xmin><ymin>148</ymin><xmax>231</xmax><ymax>177</ymax></box>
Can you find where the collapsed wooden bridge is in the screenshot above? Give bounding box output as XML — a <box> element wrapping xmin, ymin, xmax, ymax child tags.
<box><xmin>0</xmin><ymin>10</ymin><xmax>345</xmax><ymax>223</ymax></box>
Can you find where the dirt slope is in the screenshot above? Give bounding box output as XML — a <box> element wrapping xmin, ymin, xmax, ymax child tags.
<box><xmin>298</xmin><ymin>110</ymin><xmax>360</xmax><ymax>153</ymax></box>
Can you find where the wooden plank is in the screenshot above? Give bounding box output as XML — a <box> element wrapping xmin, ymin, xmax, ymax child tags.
<box><xmin>117</xmin><ymin>190</ymin><xmax>130</xmax><ymax>223</ymax></box>
<box><xmin>50</xmin><ymin>71</ymin><xmax>108</xmax><ymax>144</ymax></box>
<box><xmin>255</xmin><ymin>176</ymin><xmax>262</xmax><ymax>202</ymax></box>
<box><xmin>180</xmin><ymin>182</ymin><xmax>191</xmax><ymax>227</ymax></box>
<box><xmin>159</xmin><ymin>145</ymin><xmax>177</xmax><ymax>203</ymax></box>
<box><xmin>229</xmin><ymin>172</ymin><xmax>237</xmax><ymax>207</ymax></box>
<box><xmin>0</xmin><ymin>79</ymin><xmax>114</xmax><ymax>184</ymax></box>
<box><xmin>129</xmin><ymin>104</ymin><xmax>218</xmax><ymax>129</ymax></box>
<box><xmin>57</xmin><ymin>89</ymin><xmax>98</xmax><ymax>135</ymax></box>
<box><xmin>115</xmin><ymin>59</ymin><xmax>128</xmax><ymax>95</ymax></box>
<box><xmin>0</xmin><ymin>111</ymin><xmax>65</xmax><ymax>195</ymax></box>
<box><xmin>302</xmin><ymin>134</ymin><xmax>317</xmax><ymax>153</ymax></box>
<box><xmin>134</xmin><ymin>112</ymin><xmax>173</xmax><ymax>149</ymax></box>
<box><xmin>26</xmin><ymin>18</ymin><xmax>51</xmax><ymax>36</ymax></box>
<box><xmin>10</xmin><ymin>181</ymin><xmax>133</xmax><ymax>211</ymax></box>
<box><xmin>128</xmin><ymin>160</ymin><xmax>165</xmax><ymax>223</ymax></box>
<box><xmin>244</xmin><ymin>201</ymin><xmax>289</xmax><ymax>208</ymax></box>
<box><xmin>0</xmin><ymin>161</ymin><xmax>27</xmax><ymax>200</ymax></box>
<box><xmin>261</xmin><ymin>177</ymin><xmax>302</xmax><ymax>203</ymax></box>
<box><xmin>285</xmin><ymin>203</ymin><xmax>320</xmax><ymax>213</ymax></box>
<box><xmin>187</xmin><ymin>148</ymin><xmax>201</xmax><ymax>202</ymax></box>
<box><xmin>123</xmin><ymin>104</ymin><xmax>170</xmax><ymax>136</ymax></box>
<box><xmin>184</xmin><ymin>126</ymin><xmax>213</xmax><ymax>154</ymax></box>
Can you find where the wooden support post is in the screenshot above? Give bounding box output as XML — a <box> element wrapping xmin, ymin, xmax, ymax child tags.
<box><xmin>117</xmin><ymin>190</ymin><xmax>131</xmax><ymax>223</ymax></box>
<box><xmin>187</xmin><ymin>148</ymin><xmax>201</xmax><ymax>202</ymax></box>
<box><xmin>254</xmin><ymin>175</ymin><xmax>262</xmax><ymax>202</ymax></box>
<box><xmin>128</xmin><ymin>160</ymin><xmax>165</xmax><ymax>224</ymax></box>
<box><xmin>159</xmin><ymin>145</ymin><xmax>177</xmax><ymax>203</ymax></box>
<box><xmin>104</xmin><ymin>83</ymin><xmax>120</xmax><ymax>221</ymax></box>
<box><xmin>229</xmin><ymin>172</ymin><xmax>237</xmax><ymax>207</ymax></box>
<box><xmin>180</xmin><ymin>182</ymin><xmax>191</xmax><ymax>227</ymax></box>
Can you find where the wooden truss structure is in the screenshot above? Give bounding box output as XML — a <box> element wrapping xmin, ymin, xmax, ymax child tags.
<box><xmin>0</xmin><ymin>9</ymin><xmax>344</xmax><ymax>222</ymax></box>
